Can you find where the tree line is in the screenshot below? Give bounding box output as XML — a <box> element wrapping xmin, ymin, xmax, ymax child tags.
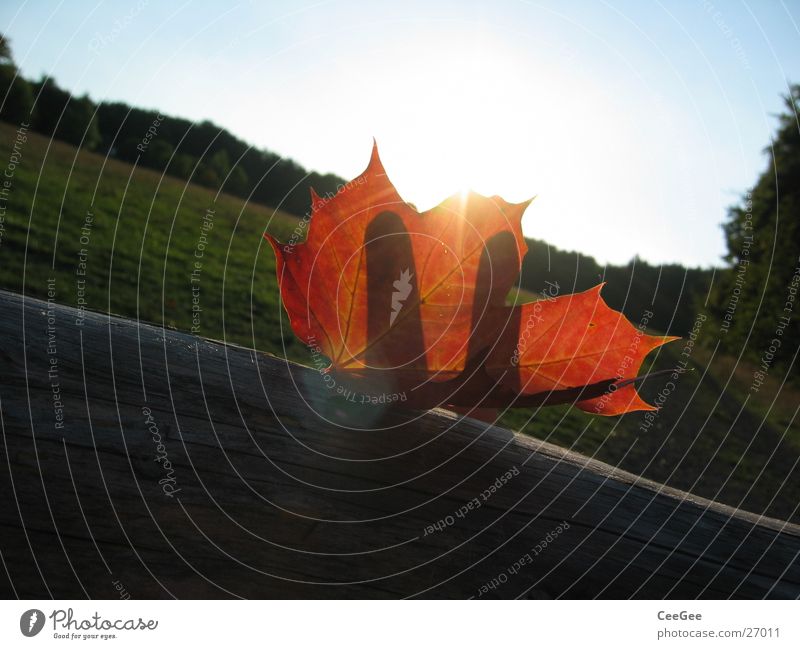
<box><xmin>518</xmin><ymin>240</ymin><xmax>714</xmax><ymax>337</ymax></box>
<box><xmin>0</xmin><ymin>33</ymin><xmax>345</xmax><ymax>216</ymax></box>
<box><xmin>705</xmin><ymin>85</ymin><xmax>800</xmax><ymax>380</ymax></box>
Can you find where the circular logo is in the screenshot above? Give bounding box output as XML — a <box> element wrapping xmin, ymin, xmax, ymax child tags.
<box><xmin>20</xmin><ymin>609</ymin><xmax>45</xmax><ymax>637</ymax></box>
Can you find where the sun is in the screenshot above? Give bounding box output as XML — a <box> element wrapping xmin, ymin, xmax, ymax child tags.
<box><xmin>318</xmin><ymin>26</ymin><xmax>647</xmax><ymax>264</ymax></box>
<box><xmin>354</xmin><ymin>34</ymin><xmax>545</xmax><ymax>212</ymax></box>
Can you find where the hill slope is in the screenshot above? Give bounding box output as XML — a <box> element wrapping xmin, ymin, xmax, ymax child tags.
<box><xmin>0</xmin><ymin>120</ymin><xmax>303</xmax><ymax>358</ymax></box>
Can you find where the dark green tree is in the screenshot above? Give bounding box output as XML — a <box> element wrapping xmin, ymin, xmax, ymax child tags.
<box><xmin>116</xmin><ymin>136</ymin><xmax>144</xmax><ymax>163</ymax></box>
<box><xmin>32</xmin><ymin>78</ymin><xmax>100</xmax><ymax>149</ymax></box>
<box><xmin>208</xmin><ymin>148</ymin><xmax>231</xmax><ymax>180</ymax></box>
<box><xmin>0</xmin><ymin>32</ymin><xmax>11</xmax><ymax>63</ymax></box>
<box><xmin>0</xmin><ymin>32</ymin><xmax>33</xmax><ymax>124</ymax></box>
<box><xmin>147</xmin><ymin>139</ymin><xmax>174</xmax><ymax>171</ymax></box>
<box><xmin>708</xmin><ymin>85</ymin><xmax>800</xmax><ymax>377</ymax></box>
<box><xmin>168</xmin><ymin>153</ymin><xmax>197</xmax><ymax>180</ymax></box>
<box><xmin>228</xmin><ymin>166</ymin><xmax>249</xmax><ymax>195</ymax></box>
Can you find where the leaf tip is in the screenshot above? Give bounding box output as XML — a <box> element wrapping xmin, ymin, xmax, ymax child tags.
<box><xmin>590</xmin><ymin>282</ymin><xmax>607</xmax><ymax>296</ymax></box>
<box><xmin>309</xmin><ymin>186</ymin><xmax>322</xmax><ymax>209</ymax></box>
<box><xmin>362</xmin><ymin>137</ymin><xmax>388</xmax><ymax>181</ymax></box>
<box><xmin>647</xmin><ymin>334</ymin><xmax>681</xmax><ymax>351</ymax></box>
<box><xmin>263</xmin><ymin>231</ymin><xmax>281</xmax><ymax>253</ymax></box>
<box><xmin>370</xmin><ymin>136</ymin><xmax>381</xmax><ymax>162</ymax></box>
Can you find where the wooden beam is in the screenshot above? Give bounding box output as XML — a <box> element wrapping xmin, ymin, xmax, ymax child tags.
<box><xmin>0</xmin><ymin>289</ymin><xmax>798</xmax><ymax>598</ymax></box>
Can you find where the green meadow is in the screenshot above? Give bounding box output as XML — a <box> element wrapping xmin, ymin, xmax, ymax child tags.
<box><xmin>0</xmin><ymin>120</ymin><xmax>304</xmax><ymax>360</ymax></box>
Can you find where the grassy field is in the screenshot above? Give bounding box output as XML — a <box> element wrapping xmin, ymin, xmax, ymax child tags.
<box><xmin>0</xmin><ymin>120</ymin><xmax>304</xmax><ymax>360</ymax></box>
<box><xmin>1</xmin><ymin>121</ymin><xmax>797</xmax><ymax>522</ymax></box>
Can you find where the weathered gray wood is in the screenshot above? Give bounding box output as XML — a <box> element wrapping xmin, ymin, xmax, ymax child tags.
<box><xmin>0</xmin><ymin>288</ymin><xmax>798</xmax><ymax>599</ymax></box>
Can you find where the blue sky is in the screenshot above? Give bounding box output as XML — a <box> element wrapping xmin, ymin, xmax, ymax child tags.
<box><xmin>2</xmin><ymin>0</ymin><xmax>798</xmax><ymax>267</ymax></box>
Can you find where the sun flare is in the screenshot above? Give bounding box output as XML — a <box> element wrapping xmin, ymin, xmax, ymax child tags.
<box><xmin>324</xmin><ymin>28</ymin><xmax>685</xmax><ymax>265</ymax></box>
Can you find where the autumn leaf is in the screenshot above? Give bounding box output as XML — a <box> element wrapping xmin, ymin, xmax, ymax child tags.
<box><xmin>265</xmin><ymin>143</ymin><xmax>528</xmax><ymax>383</ymax></box>
<box><xmin>482</xmin><ymin>285</ymin><xmax>677</xmax><ymax>414</ymax></box>
<box><xmin>265</xmin><ymin>143</ymin><xmax>677</xmax><ymax>415</ymax></box>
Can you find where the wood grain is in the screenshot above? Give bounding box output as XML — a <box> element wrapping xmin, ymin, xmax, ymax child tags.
<box><xmin>0</xmin><ymin>289</ymin><xmax>798</xmax><ymax>598</ymax></box>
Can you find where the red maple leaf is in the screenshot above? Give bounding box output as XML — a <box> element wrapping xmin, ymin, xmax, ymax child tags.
<box><xmin>265</xmin><ymin>144</ymin><xmax>677</xmax><ymax>415</ymax></box>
